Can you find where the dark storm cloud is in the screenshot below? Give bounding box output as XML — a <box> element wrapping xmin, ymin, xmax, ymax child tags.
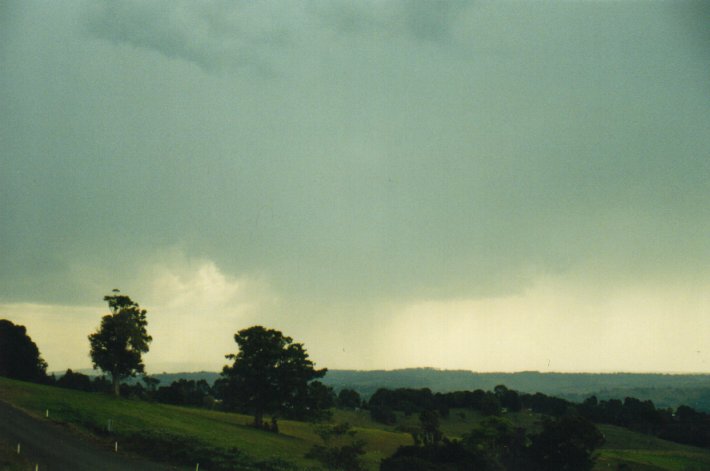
<box><xmin>1</xmin><ymin>0</ymin><xmax>709</xmax><ymax>307</ymax></box>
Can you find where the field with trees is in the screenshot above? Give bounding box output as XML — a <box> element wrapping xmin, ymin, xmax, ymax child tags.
<box><xmin>3</xmin><ymin>375</ymin><xmax>710</xmax><ymax>470</ymax></box>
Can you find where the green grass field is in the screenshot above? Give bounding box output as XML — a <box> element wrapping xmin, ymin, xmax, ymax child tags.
<box><xmin>593</xmin><ymin>424</ymin><xmax>710</xmax><ymax>471</ymax></box>
<box><xmin>0</xmin><ymin>377</ymin><xmax>410</xmax><ymax>470</ymax></box>
<box><xmin>2</xmin><ymin>376</ymin><xmax>710</xmax><ymax>470</ymax></box>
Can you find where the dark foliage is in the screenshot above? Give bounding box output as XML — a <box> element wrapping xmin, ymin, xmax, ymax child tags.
<box><xmin>369</xmin><ymin>404</ymin><xmax>397</xmax><ymax>425</ymax></box>
<box><xmin>578</xmin><ymin>394</ymin><xmax>710</xmax><ymax>448</ymax></box>
<box><xmin>417</xmin><ymin>410</ymin><xmax>443</xmax><ymax>447</ymax></box>
<box><xmin>382</xmin><ymin>410</ymin><xmax>604</xmax><ymax>470</ymax></box>
<box><xmin>306</xmin><ymin>422</ymin><xmax>366</xmax><ymax>471</ymax></box>
<box><xmin>88</xmin><ymin>291</ymin><xmax>152</xmax><ymax>396</ymax></box>
<box><xmin>520</xmin><ymin>392</ymin><xmax>571</xmax><ymax>417</ymax></box>
<box><xmin>56</xmin><ymin>369</ymin><xmax>93</xmax><ymax>392</ymax></box>
<box><xmin>338</xmin><ymin>388</ymin><xmax>362</xmax><ymax>409</ymax></box>
<box><xmin>463</xmin><ymin>416</ymin><xmax>527</xmax><ymax>469</ymax></box>
<box><xmin>0</xmin><ymin>319</ymin><xmax>48</xmax><ymax>382</ymax></box>
<box><xmin>381</xmin><ymin>439</ymin><xmax>486</xmax><ymax>471</ymax></box>
<box><xmin>479</xmin><ymin>392</ymin><xmax>503</xmax><ymax>417</ymax></box>
<box><xmin>528</xmin><ymin>415</ymin><xmax>604</xmax><ymax>471</ymax></box>
<box><xmin>494</xmin><ymin>385</ymin><xmax>523</xmax><ymax>412</ymax></box>
<box><xmin>220</xmin><ymin>326</ymin><xmax>327</xmax><ymax>427</ymax></box>
<box><xmin>154</xmin><ymin>379</ymin><xmax>214</xmax><ymax>407</ymax></box>
<box><xmin>368</xmin><ymin>388</ymin><xmax>450</xmax><ymax>422</ymax></box>
<box><xmin>303</xmin><ymin>380</ymin><xmax>336</xmax><ymax>420</ymax></box>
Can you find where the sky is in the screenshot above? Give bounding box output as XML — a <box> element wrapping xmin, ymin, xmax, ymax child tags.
<box><xmin>1</xmin><ymin>0</ymin><xmax>709</xmax><ymax>375</ymax></box>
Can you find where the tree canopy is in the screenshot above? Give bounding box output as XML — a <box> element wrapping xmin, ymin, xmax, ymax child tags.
<box><xmin>88</xmin><ymin>290</ymin><xmax>152</xmax><ymax>396</ymax></box>
<box><xmin>220</xmin><ymin>325</ymin><xmax>327</xmax><ymax>428</ymax></box>
<box><xmin>0</xmin><ymin>319</ymin><xmax>47</xmax><ymax>382</ymax></box>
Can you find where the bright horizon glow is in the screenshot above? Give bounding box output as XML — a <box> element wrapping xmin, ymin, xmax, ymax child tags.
<box><xmin>3</xmin><ymin>263</ymin><xmax>709</xmax><ymax>375</ymax></box>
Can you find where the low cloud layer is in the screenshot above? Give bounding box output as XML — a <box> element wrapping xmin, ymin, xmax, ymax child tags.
<box><xmin>83</xmin><ymin>0</ymin><xmax>467</xmax><ymax>74</ymax></box>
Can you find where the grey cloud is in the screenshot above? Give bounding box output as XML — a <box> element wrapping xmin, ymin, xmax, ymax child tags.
<box><xmin>402</xmin><ymin>0</ymin><xmax>469</xmax><ymax>41</ymax></box>
<box><xmin>310</xmin><ymin>0</ymin><xmax>470</xmax><ymax>42</ymax></box>
<box><xmin>83</xmin><ymin>0</ymin><xmax>471</xmax><ymax>75</ymax></box>
<box><xmin>83</xmin><ymin>0</ymin><xmax>291</xmax><ymax>72</ymax></box>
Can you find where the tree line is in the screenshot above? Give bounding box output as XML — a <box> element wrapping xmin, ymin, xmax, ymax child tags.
<box><xmin>380</xmin><ymin>412</ymin><xmax>604</xmax><ymax>471</ymax></box>
<box><xmin>1</xmin><ymin>291</ymin><xmax>332</xmax><ymax>428</ymax></box>
<box><xmin>361</xmin><ymin>383</ymin><xmax>710</xmax><ymax>451</ymax></box>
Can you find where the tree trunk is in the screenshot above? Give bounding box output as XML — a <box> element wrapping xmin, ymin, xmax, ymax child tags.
<box><xmin>112</xmin><ymin>374</ymin><xmax>120</xmax><ymax>396</ymax></box>
<box><xmin>253</xmin><ymin>409</ymin><xmax>264</xmax><ymax>428</ymax></box>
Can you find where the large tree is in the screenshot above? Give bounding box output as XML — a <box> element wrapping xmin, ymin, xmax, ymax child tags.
<box><xmin>220</xmin><ymin>325</ymin><xmax>326</xmax><ymax>428</ymax></box>
<box><xmin>0</xmin><ymin>319</ymin><xmax>47</xmax><ymax>382</ymax></box>
<box><xmin>88</xmin><ymin>291</ymin><xmax>152</xmax><ymax>396</ymax></box>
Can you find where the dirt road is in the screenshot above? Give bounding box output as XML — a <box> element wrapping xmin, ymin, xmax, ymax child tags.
<box><xmin>0</xmin><ymin>400</ymin><xmax>186</xmax><ymax>470</ymax></box>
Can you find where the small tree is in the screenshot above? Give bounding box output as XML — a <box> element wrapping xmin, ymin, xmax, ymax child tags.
<box><xmin>306</xmin><ymin>422</ymin><xmax>366</xmax><ymax>471</ymax></box>
<box><xmin>220</xmin><ymin>325</ymin><xmax>326</xmax><ymax>428</ymax></box>
<box><xmin>418</xmin><ymin>410</ymin><xmax>443</xmax><ymax>447</ymax></box>
<box><xmin>464</xmin><ymin>416</ymin><xmax>526</xmax><ymax>469</ymax></box>
<box><xmin>88</xmin><ymin>290</ymin><xmax>152</xmax><ymax>396</ymax></box>
<box><xmin>0</xmin><ymin>319</ymin><xmax>47</xmax><ymax>382</ymax></box>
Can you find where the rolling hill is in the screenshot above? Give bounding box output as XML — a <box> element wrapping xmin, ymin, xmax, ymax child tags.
<box><xmin>3</xmin><ymin>376</ymin><xmax>710</xmax><ymax>470</ymax></box>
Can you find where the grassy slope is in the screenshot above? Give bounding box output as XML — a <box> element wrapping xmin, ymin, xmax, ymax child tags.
<box><xmin>594</xmin><ymin>424</ymin><xmax>710</xmax><ymax>471</ymax></box>
<box><xmin>353</xmin><ymin>411</ymin><xmax>710</xmax><ymax>471</ymax></box>
<box><xmin>0</xmin><ymin>377</ymin><xmax>410</xmax><ymax>470</ymax></box>
<box><xmin>3</xmin><ymin>377</ymin><xmax>710</xmax><ymax>471</ymax></box>
<box><xmin>335</xmin><ymin>407</ymin><xmax>710</xmax><ymax>471</ymax></box>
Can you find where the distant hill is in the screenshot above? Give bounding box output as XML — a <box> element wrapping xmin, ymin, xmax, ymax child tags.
<box><xmin>320</xmin><ymin>368</ymin><xmax>710</xmax><ymax>397</ymax></box>
<box><xmin>320</xmin><ymin>369</ymin><xmax>710</xmax><ymax>412</ymax></box>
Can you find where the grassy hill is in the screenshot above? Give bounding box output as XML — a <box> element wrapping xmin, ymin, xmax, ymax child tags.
<box><xmin>595</xmin><ymin>424</ymin><xmax>710</xmax><ymax>470</ymax></box>
<box><xmin>0</xmin><ymin>377</ymin><xmax>409</xmax><ymax>470</ymax></box>
<box><xmin>2</xmin><ymin>376</ymin><xmax>710</xmax><ymax>470</ymax></box>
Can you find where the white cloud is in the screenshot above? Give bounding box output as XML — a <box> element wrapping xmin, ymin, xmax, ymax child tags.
<box><xmin>0</xmin><ymin>254</ymin><xmax>278</xmax><ymax>373</ymax></box>
<box><xmin>139</xmin><ymin>256</ymin><xmax>278</xmax><ymax>372</ymax></box>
